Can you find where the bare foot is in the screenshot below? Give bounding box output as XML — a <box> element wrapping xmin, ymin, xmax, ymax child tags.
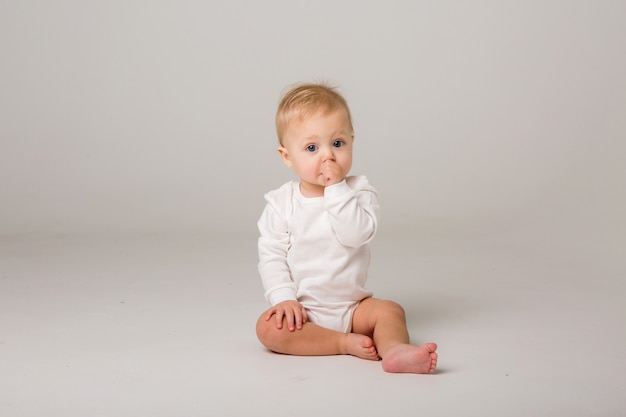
<box><xmin>343</xmin><ymin>333</ymin><xmax>379</xmax><ymax>361</ymax></box>
<box><xmin>381</xmin><ymin>342</ymin><xmax>438</xmax><ymax>374</ymax></box>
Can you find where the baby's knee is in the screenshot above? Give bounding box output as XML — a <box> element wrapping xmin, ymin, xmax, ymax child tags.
<box><xmin>256</xmin><ymin>313</ymin><xmax>272</xmax><ymax>345</ymax></box>
<box><xmin>255</xmin><ymin>312</ymin><xmax>285</xmax><ymax>349</ymax></box>
<box><xmin>382</xmin><ymin>300</ymin><xmax>406</xmax><ymax>319</ymax></box>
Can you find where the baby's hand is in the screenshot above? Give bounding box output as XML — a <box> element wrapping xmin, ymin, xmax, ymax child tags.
<box><xmin>322</xmin><ymin>160</ymin><xmax>344</xmax><ymax>186</ymax></box>
<box><xmin>266</xmin><ymin>300</ymin><xmax>308</xmax><ymax>331</ymax></box>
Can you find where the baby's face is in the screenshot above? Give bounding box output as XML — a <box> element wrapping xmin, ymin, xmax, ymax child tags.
<box><xmin>278</xmin><ymin>110</ymin><xmax>354</xmax><ymax>197</ymax></box>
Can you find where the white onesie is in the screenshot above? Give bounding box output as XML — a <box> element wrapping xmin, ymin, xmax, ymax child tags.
<box><xmin>257</xmin><ymin>175</ymin><xmax>379</xmax><ymax>333</ymax></box>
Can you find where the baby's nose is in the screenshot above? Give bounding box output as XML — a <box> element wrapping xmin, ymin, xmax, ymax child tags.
<box><xmin>322</xmin><ymin>147</ymin><xmax>336</xmax><ymax>162</ymax></box>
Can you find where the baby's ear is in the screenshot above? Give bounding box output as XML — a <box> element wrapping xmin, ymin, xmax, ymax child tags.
<box><xmin>277</xmin><ymin>146</ymin><xmax>292</xmax><ymax>168</ymax></box>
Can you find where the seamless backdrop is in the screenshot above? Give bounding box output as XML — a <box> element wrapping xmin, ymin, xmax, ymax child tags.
<box><xmin>1</xmin><ymin>2</ymin><xmax>625</xmax><ymax>416</ymax></box>
<box><xmin>1</xmin><ymin>1</ymin><xmax>624</xmax><ymax>258</ymax></box>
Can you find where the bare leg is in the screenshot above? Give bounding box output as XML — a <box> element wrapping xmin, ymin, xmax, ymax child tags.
<box><xmin>352</xmin><ymin>298</ymin><xmax>438</xmax><ymax>374</ymax></box>
<box><xmin>256</xmin><ymin>309</ymin><xmax>379</xmax><ymax>361</ymax></box>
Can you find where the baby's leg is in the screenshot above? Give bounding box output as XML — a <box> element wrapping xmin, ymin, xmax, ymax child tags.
<box><xmin>256</xmin><ymin>309</ymin><xmax>379</xmax><ymax>361</ymax></box>
<box><xmin>352</xmin><ymin>298</ymin><xmax>438</xmax><ymax>374</ymax></box>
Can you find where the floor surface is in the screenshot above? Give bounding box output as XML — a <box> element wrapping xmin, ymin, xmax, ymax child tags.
<box><xmin>1</xmin><ymin>229</ymin><xmax>624</xmax><ymax>416</ymax></box>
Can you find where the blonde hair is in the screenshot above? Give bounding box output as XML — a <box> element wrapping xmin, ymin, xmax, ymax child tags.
<box><xmin>275</xmin><ymin>82</ymin><xmax>353</xmax><ymax>145</ymax></box>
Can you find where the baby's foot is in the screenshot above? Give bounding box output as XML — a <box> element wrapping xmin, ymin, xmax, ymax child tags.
<box><xmin>381</xmin><ymin>342</ymin><xmax>438</xmax><ymax>374</ymax></box>
<box><xmin>344</xmin><ymin>333</ymin><xmax>379</xmax><ymax>361</ymax></box>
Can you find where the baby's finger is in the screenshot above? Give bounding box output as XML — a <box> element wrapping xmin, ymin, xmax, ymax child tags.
<box><xmin>293</xmin><ymin>309</ymin><xmax>303</xmax><ymax>330</ymax></box>
<box><xmin>265</xmin><ymin>307</ymin><xmax>277</xmax><ymax>321</ymax></box>
<box><xmin>284</xmin><ymin>309</ymin><xmax>295</xmax><ymax>331</ymax></box>
<box><xmin>323</xmin><ymin>167</ymin><xmax>342</xmax><ymax>185</ymax></box>
<box><xmin>274</xmin><ymin>308</ymin><xmax>284</xmax><ymax>329</ymax></box>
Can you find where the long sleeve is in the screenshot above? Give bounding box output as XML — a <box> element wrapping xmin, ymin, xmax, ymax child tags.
<box><xmin>323</xmin><ymin>176</ymin><xmax>379</xmax><ymax>248</ymax></box>
<box><xmin>257</xmin><ymin>185</ymin><xmax>298</xmax><ymax>306</ymax></box>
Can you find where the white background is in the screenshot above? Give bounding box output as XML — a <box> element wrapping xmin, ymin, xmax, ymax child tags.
<box><xmin>2</xmin><ymin>1</ymin><xmax>624</xmax><ymax>247</ymax></box>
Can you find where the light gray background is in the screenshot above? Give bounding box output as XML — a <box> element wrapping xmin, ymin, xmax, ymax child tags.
<box><xmin>1</xmin><ymin>1</ymin><xmax>625</xmax><ymax>416</ymax></box>
<box><xmin>2</xmin><ymin>1</ymin><xmax>624</xmax><ymax>242</ymax></box>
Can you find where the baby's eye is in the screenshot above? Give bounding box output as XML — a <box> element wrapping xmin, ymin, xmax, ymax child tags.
<box><xmin>306</xmin><ymin>144</ymin><xmax>317</xmax><ymax>152</ymax></box>
<box><xmin>332</xmin><ymin>140</ymin><xmax>344</xmax><ymax>148</ymax></box>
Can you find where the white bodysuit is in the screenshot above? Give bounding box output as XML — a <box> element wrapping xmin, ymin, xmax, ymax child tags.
<box><xmin>257</xmin><ymin>175</ymin><xmax>379</xmax><ymax>333</ymax></box>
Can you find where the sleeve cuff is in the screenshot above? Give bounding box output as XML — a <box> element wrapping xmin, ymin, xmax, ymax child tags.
<box><xmin>265</xmin><ymin>285</ymin><xmax>298</xmax><ymax>306</ymax></box>
<box><xmin>323</xmin><ymin>179</ymin><xmax>352</xmax><ymax>200</ymax></box>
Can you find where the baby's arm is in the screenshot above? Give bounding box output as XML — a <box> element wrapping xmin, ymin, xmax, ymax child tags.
<box><xmin>258</xmin><ymin>188</ymin><xmax>305</xmax><ymax>330</ymax></box>
<box><xmin>324</xmin><ymin>176</ymin><xmax>379</xmax><ymax>247</ymax></box>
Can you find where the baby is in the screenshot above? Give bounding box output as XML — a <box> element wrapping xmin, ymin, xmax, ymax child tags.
<box><xmin>255</xmin><ymin>82</ymin><xmax>438</xmax><ymax>373</ymax></box>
